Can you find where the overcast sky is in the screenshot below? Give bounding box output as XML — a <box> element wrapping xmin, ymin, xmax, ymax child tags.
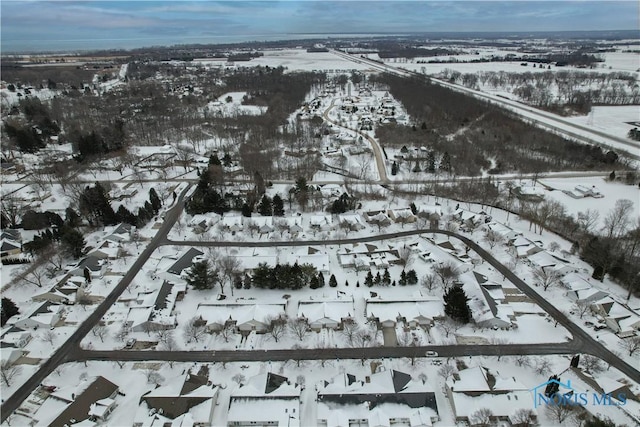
<box><xmin>1</xmin><ymin>1</ymin><xmax>638</xmax><ymax>53</ymax></box>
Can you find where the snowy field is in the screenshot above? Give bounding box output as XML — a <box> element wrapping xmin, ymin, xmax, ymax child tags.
<box><xmin>563</xmin><ymin>105</ymin><xmax>640</xmax><ymax>140</ymax></box>
<box><xmin>538</xmin><ymin>176</ymin><xmax>639</xmax><ymax>229</ymax></box>
<box><xmin>237</xmin><ymin>49</ymin><xmax>375</xmax><ymax>72</ymax></box>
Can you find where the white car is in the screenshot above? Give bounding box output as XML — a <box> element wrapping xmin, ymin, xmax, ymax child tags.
<box><xmin>425</xmin><ymin>350</ymin><xmax>438</xmax><ymax>357</ymax></box>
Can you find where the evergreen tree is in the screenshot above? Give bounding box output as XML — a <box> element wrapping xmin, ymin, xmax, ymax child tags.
<box><xmin>345</xmin><ymin>280</ymin><xmax>349</xmax><ymax>287</ymax></box>
<box><xmin>406</xmin><ymin>269</ymin><xmax>418</xmax><ymax>285</ymax></box>
<box><xmin>65</xmin><ymin>207</ymin><xmax>81</xmax><ymax>228</ymax></box>
<box><xmin>222</xmin><ymin>153</ymin><xmax>232</xmax><ymax>167</ymax></box>
<box><xmin>427</xmin><ymin>150</ymin><xmax>436</xmax><ymax>173</ymax></box>
<box><xmin>317</xmin><ymin>272</ymin><xmax>325</xmax><ymax>288</ymax></box>
<box><xmin>365</xmin><ymin>271</ymin><xmax>374</xmax><ymax>287</ymax></box>
<box><xmin>241</xmin><ymin>202</ymin><xmax>252</xmax><ymax>217</ymax></box>
<box><xmin>79</xmin><ymin>182</ymin><xmax>117</xmax><ymax>226</ymax></box>
<box><xmin>440</xmin><ymin>151</ymin><xmax>452</xmax><ymax>173</ymax></box>
<box><xmin>185</xmin><ymin>261</ymin><xmax>218</xmax><ymax>291</ymax></box>
<box><xmin>209</xmin><ymin>154</ymin><xmax>221</xmax><ymax>166</ymax></box>
<box><xmin>257</xmin><ymin>195</ymin><xmax>273</xmax><ymax>216</ymax></box>
<box><xmin>1</xmin><ymin>297</ymin><xmax>20</xmax><ymax>326</ymax></box>
<box><xmin>149</xmin><ymin>188</ymin><xmax>162</xmax><ymax>213</ymax></box>
<box><xmin>116</xmin><ymin>205</ymin><xmax>137</xmax><ymax>225</ymax></box>
<box><xmin>60</xmin><ymin>227</ymin><xmax>86</xmax><ymax>259</ymax></box>
<box><xmin>272</xmin><ymin>194</ymin><xmax>285</xmax><ymax>216</ymax></box>
<box><xmin>309</xmin><ymin>275</ymin><xmax>320</xmax><ymax>289</ymax></box>
<box><xmin>329</xmin><ymin>274</ymin><xmax>338</xmax><ymax>288</ymax></box>
<box><xmin>444</xmin><ymin>286</ymin><xmax>471</xmax><ymax>323</ymax></box>
<box><xmin>374</xmin><ymin>271</ymin><xmax>382</xmax><ymax>286</ymax></box>
<box><xmin>391</xmin><ymin>161</ymin><xmax>398</xmax><ymax>176</ymax></box>
<box><xmin>399</xmin><ymin>270</ymin><xmax>407</xmax><ymax>286</ymax></box>
<box><xmin>412</xmin><ymin>160</ymin><xmax>421</xmax><ymax>173</ymax></box>
<box><xmin>383</xmin><ymin>268</ymin><xmax>391</xmax><ymax>286</ymax></box>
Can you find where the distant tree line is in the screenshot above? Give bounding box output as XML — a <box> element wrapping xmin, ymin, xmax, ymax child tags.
<box><xmin>371</xmin><ymin>73</ymin><xmax>625</xmax><ymax>176</ymax></box>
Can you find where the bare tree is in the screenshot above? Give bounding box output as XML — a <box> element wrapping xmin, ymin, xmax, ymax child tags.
<box><xmin>174</xmin><ymin>144</ymin><xmax>195</xmax><ymax>171</ymax></box>
<box><xmin>232</xmin><ymin>373</ymin><xmax>246</xmax><ymax>385</ymax></box>
<box><xmin>603</xmin><ymin>199</ymin><xmax>634</xmax><ymax>238</ymax></box>
<box><xmin>183</xmin><ymin>317</ymin><xmax>206</xmax><ymax>343</ymax></box>
<box><xmin>396</xmin><ymin>245</ymin><xmax>413</xmax><ymax>267</ymax></box>
<box><xmin>581</xmin><ymin>355</ymin><xmax>605</xmax><ymax>374</ymax></box>
<box><xmin>576</xmin><ymin>209</ymin><xmax>600</xmax><ymax>234</ymax></box>
<box><xmin>439</xmin><ymin>318</ymin><xmax>462</xmax><ymax>338</ymax></box>
<box><xmin>546</xmin><ymin>401</ymin><xmax>577</xmax><ymax>424</ymax></box>
<box><xmin>619</xmin><ymin>336</ymin><xmax>640</xmax><ymax>356</ymax></box>
<box><xmin>469</xmin><ymin>408</ymin><xmax>493</xmax><ymax>427</ymax></box>
<box><xmin>421</xmin><ymin>274</ymin><xmax>439</xmax><ymax>293</ymax></box>
<box><xmin>483</xmin><ymin>229</ymin><xmax>505</xmax><ymax>249</ymax></box>
<box><xmin>219</xmin><ymin>322</ymin><xmax>235</xmax><ymax>343</ymax></box>
<box><xmin>41</xmin><ymin>330</ymin><xmax>56</xmax><ymax>346</ymax></box>
<box><xmin>0</xmin><ymin>363</ymin><xmax>22</xmax><ymax>386</ymax></box>
<box><xmin>288</xmin><ymin>317</ymin><xmax>311</xmax><ymax>342</ymax></box>
<box><xmin>341</xmin><ymin>318</ymin><xmax>360</xmax><ymax>345</ymax></box>
<box><xmin>266</xmin><ymin>316</ymin><xmax>287</xmax><ymax>343</ymax></box>
<box><xmin>114</xmin><ymin>324</ymin><xmax>131</xmax><ymax>342</ymax></box>
<box><xmin>217</xmin><ymin>255</ymin><xmax>242</xmax><ymax>296</ymax></box>
<box><xmin>352</xmin><ymin>330</ymin><xmax>373</xmax><ymax>348</ymax></box>
<box><xmin>12</xmin><ymin>259</ymin><xmax>48</xmax><ymax>288</ymax></box>
<box><xmin>532</xmin><ymin>266</ymin><xmax>561</xmax><ymax>291</ymax></box>
<box><xmin>145</xmin><ymin>369</ymin><xmax>164</xmax><ymax>385</ymax></box>
<box><xmin>515</xmin><ymin>355</ymin><xmax>531</xmax><ymax>367</ymax></box>
<box><xmin>437</xmin><ymin>363</ymin><xmax>457</xmax><ymax>380</ymax></box>
<box><xmin>573</xmin><ymin>300</ymin><xmax>591</xmax><ymax>319</ymax></box>
<box><xmin>433</xmin><ymin>261</ymin><xmax>460</xmax><ymax>291</ymax></box>
<box><xmin>91</xmin><ymin>325</ymin><xmax>108</xmax><ymax>343</ymax></box>
<box><xmin>155</xmin><ymin>328</ymin><xmax>173</xmax><ymax>344</ymax></box>
<box><xmin>533</xmin><ymin>358</ymin><xmax>551</xmax><ymax>375</ymax></box>
<box><xmin>76</xmin><ymin>292</ymin><xmax>93</xmax><ymax>311</ymax></box>
<box><xmin>510</xmin><ymin>409</ymin><xmax>536</xmax><ymax>427</ymax></box>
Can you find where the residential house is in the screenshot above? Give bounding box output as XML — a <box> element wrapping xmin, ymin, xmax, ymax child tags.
<box><xmin>196</xmin><ymin>301</ymin><xmax>286</xmax><ymax>333</ymax></box>
<box><xmin>338</xmin><ymin>213</ymin><xmax>366</xmax><ymax>230</ymax></box>
<box><xmin>366</xmin><ymin>296</ymin><xmax>444</xmax><ymax>328</ymax></box>
<box><xmin>13</xmin><ymin>301</ymin><xmax>65</xmax><ymax>330</ymax></box>
<box><xmin>227</xmin><ymin>372</ymin><xmax>301</xmax><ymax>427</ymax></box>
<box><xmin>126</xmin><ymin>281</ymin><xmax>185</xmax><ymax>332</ymax></box>
<box><xmin>167</xmin><ymin>248</ymin><xmax>205</xmax><ymax>276</ymax></box>
<box><xmin>462</xmin><ymin>272</ymin><xmax>514</xmax><ymax>329</ymax></box>
<box><xmin>309</xmin><ymin>214</ymin><xmax>334</xmax><ymax>232</ymax></box>
<box><xmin>0</xmin><ymin>238</ymin><xmax>21</xmax><ymax>259</ymax></box>
<box><xmin>317</xmin><ymin>369</ymin><xmax>438</xmax><ymax>427</ymax></box>
<box><xmin>297</xmin><ymin>298</ymin><xmax>355</xmax><ymax>330</ymax></box>
<box><xmin>446</xmin><ymin>366</ymin><xmax>534</xmax><ymax>426</ymax></box>
<box><xmin>48</xmin><ymin>376</ymin><xmax>119</xmax><ymax>427</ymax></box>
<box><xmin>387</xmin><ymin>208</ymin><xmax>417</xmax><ymax>225</ymax></box>
<box><xmin>134</xmin><ymin>369</ymin><xmax>218</xmax><ymax>427</ymax></box>
<box><xmin>67</xmin><ymin>255</ymin><xmax>107</xmax><ymax>279</ymax></box>
<box><xmin>0</xmin><ymin>327</ymin><xmax>32</xmax><ymax>349</ymax></box>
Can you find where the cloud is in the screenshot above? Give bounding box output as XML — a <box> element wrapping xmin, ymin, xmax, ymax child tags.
<box><xmin>2</xmin><ymin>0</ymin><xmax>638</xmax><ymax>52</ymax></box>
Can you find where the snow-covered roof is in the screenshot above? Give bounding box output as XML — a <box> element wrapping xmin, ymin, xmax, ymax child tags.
<box><xmin>196</xmin><ymin>302</ymin><xmax>285</xmax><ymax>327</ymax></box>
<box><xmin>298</xmin><ymin>299</ymin><xmax>354</xmax><ymax>322</ymax></box>
<box><xmin>366</xmin><ymin>298</ymin><xmax>443</xmax><ymax>323</ymax></box>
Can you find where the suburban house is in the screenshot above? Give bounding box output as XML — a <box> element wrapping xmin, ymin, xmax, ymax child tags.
<box><xmin>527</xmin><ymin>251</ymin><xmax>573</xmax><ymax>275</ymax></box>
<box><xmin>67</xmin><ymin>255</ymin><xmax>107</xmax><ymax>279</ymax></box>
<box><xmin>387</xmin><ymin>208</ymin><xmax>417</xmax><ymax>225</ymax></box>
<box><xmin>563</xmin><ymin>185</ymin><xmax>604</xmax><ymax>199</ymax></box>
<box><xmin>364</xmin><ymin>210</ymin><xmax>392</xmax><ymax>227</ymax></box>
<box><xmin>509</xmin><ymin>236</ymin><xmax>542</xmax><ymax>258</ymax></box>
<box><xmin>126</xmin><ymin>281</ymin><xmax>186</xmax><ymax>332</ymax></box>
<box><xmin>195</xmin><ymin>301</ymin><xmax>287</xmax><ymax>333</ymax></box>
<box><xmin>0</xmin><ymin>326</ymin><xmax>32</xmax><ymax>349</ymax></box>
<box><xmin>221</xmin><ymin>215</ymin><xmax>244</xmax><ymax>233</ymax></box>
<box><xmin>462</xmin><ymin>272</ymin><xmax>514</xmax><ymax>329</ymax></box>
<box><xmin>317</xmin><ymin>369</ymin><xmax>439</xmax><ymax>427</ymax></box>
<box><xmin>414</xmin><ymin>204</ymin><xmax>442</xmax><ymax>228</ymax></box>
<box><xmin>47</xmin><ymin>376</ymin><xmax>119</xmax><ymax>427</ymax></box>
<box><xmin>0</xmin><ymin>237</ymin><xmax>21</xmax><ymax>259</ymax></box>
<box><xmin>167</xmin><ymin>247</ymin><xmax>205</xmax><ymax>276</ymax></box>
<box><xmin>338</xmin><ymin>213</ymin><xmax>366</xmax><ymax>230</ymax></box>
<box><xmin>227</xmin><ymin>372</ymin><xmax>301</xmax><ymax>427</ymax></box>
<box><xmin>445</xmin><ymin>366</ymin><xmax>534</xmax><ymax>426</ymax></box>
<box><xmin>297</xmin><ymin>297</ymin><xmax>355</xmax><ymax>330</ymax></box>
<box><xmin>13</xmin><ymin>301</ymin><xmax>65</xmax><ymax>330</ymax></box>
<box><xmin>365</xmin><ymin>296</ymin><xmax>444</xmax><ymax>328</ymax></box>
<box><xmin>32</xmin><ymin>287</ymin><xmax>75</xmax><ymax>305</ymax></box>
<box><xmin>134</xmin><ymin>368</ymin><xmax>218</xmax><ymax>427</ymax></box>
<box><xmin>309</xmin><ymin>214</ymin><xmax>334</xmax><ymax>232</ymax></box>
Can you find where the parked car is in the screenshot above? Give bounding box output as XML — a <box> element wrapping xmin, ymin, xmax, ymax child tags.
<box><xmin>125</xmin><ymin>338</ymin><xmax>136</xmax><ymax>349</ymax></box>
<box><xmin>425</xmin><ymin>350</ymin><xmax>438</xmax><ymax>357</ymax></box>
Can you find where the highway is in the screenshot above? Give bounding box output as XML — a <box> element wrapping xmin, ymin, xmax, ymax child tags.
<box><xmin>330</xmin><ymin>49</ymin><xmax>640</xmax><ymax>160</ymax></box>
